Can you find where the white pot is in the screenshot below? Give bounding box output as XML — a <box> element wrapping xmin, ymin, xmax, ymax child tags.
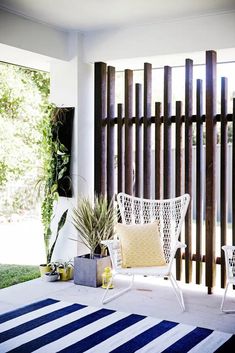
<box><xmin>43</xmin><ymin>272</ymin><xmax>59</xmax><ymax>282</ymax></box>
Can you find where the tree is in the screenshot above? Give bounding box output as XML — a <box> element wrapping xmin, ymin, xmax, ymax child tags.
<box><xmin>0</xmin><ymin>63</ymin><xmax>50</xmax><ymax>217</ymax></box>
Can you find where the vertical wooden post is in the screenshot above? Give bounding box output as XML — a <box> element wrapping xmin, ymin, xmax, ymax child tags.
<box><xmin>175</xmin><ymin>101</ymin><xmax>183</xmax><ymax>280</ymax></box>
<box><xmin>107</xmin><ymin>66</ymin><xmax>115</xmax><ymax>203</ymax></box>
<box><xmin>196</xmin><ymin>79</ymin><xmax>203</xmax><ymax>285</ymax></box>
<box><xmin>94</xmin><ymin>62</ymin><xmax>107</xmax><ymax>196</ymax></box>
<box><xmin>135</xmin><ymin>83</ymin><xmax>143</xmax><ymax>197</ymax></box>
<box><xmin>155</xmin><ymin>102</ymin><xmax>162</xmax><ymax>200</ymax></box>
<box><xmin>220</xmin><ymin>77</ymin><xmax>228</xmax><ymax>288</ymax></box>
<box><xmin>206</xmin><ymin>50</ymin><xmax>217</xmax><ymax>294</ymax></box>
<box><xmin>125</xmin><ymin>69</ymin><xmax>133</xmax><ymax>195</ymax></box>
<box><xmin>163</xmin><ymin>66</ymin><xmax>172</xmax><ymax>199</ymax></box>
<box><xmin>117</xmin><ymin>104</ymin><xmax>124</xmax><ymax>193</ymax></box>
<box><xmin>143</xmin><ymin>63</ymin><xmax>152</xmax><ymax>199</ymax></box>
<box><xmin>185</xmin><ymin>59</ymin><xmax>193</xmax><ymax>283</ymax></box>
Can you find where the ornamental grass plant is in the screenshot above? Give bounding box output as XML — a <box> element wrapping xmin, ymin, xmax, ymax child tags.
<box><xmin>72</xmin><ymin>195</ymin><xmax>116</xmax><ymax>259</ymax></box>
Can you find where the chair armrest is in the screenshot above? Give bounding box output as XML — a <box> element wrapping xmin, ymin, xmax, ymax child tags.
<box><xmin>167</xmin><ymin>242</ymin><xmax>187</xmax><ymax>272</ymax></box>
<box><xmin>222</xmin><ymin>245</ymin><xmax>235</xmax><ymax>251</ymax></box>
<box><xmin>176</xmin><ymin>241</ymin><xmax>187</xmax><ymax>249</ymax></box>
<box><xmin>101</xmin><ymin>240</ymin><xmax>121</xmax><ymax>271</ymax></box>
<box><xmin>171</xmin><ymin>241</ymin><xmax>187</xmax><ymax>259</ymax></box>
<box><xmin>101</xmin><ymin>240</ymin><xmax>120</xmax><ymax>250</ymax></box>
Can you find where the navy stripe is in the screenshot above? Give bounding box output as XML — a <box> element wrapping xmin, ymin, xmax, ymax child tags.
<box><xmin>214</xmin><ymin>334</ymin><xmax>235</xmax><ymax>353</ymax></box>
<box><xmin>58</xmin><ymin>313</ymin><xmax>146</xmax><ymax>353</ymax></box>
<box><xmin>0</xmin><ymin>303</ymin><xmax>85</xmax><ymax>343</ymax></box>
<box><xmin>110</xmin><ymin>320</ymin><xmax>178</xmax><ymax>353</ymax></box>
<box><xmin>162</xmin><ymin>326</ymin><xmax>213</xmax><ymax>353</ymax></box>
<box><xmin>9</xmin><ymin>308</ymin><xmax>114</xmax><ymax>353</ymax></box>
<box><xmin>0</xmin><ymin>299</ymin><xmax>58</xmax><ymax>324</ymax></box>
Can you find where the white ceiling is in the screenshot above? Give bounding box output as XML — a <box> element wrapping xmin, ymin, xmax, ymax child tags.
<box><xmin>0</xmin><ymin>0</ymin><xmax>234</xmax><ymax>32</ymax></box>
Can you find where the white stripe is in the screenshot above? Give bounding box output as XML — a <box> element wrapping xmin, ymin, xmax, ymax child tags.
<box><xmin>135</xmin><ymin>323</ymin><xmax>195</xmax><ymax>353</ymax></box>
<box><xmin>33</xmin><ymin>311</ymin><xmax>130</xmax><ymax>353</ymax></box>
<box><xmin>84</xmin><ymin>317</ymin><xmax>162</xmax><ymax>353</ymax></box>
<box><xmin>0</xmin><ymin>301</ymin><xmax>70</xmax><ymax>332</ymax></box>
<box><xmin>0</xmin><ymin>305</ymin><xmax>98</xmax><ymax>352</ymax></box>
<box><xmin>188</xmin><ymin>330</ymin><xmax>233</xmax><ymax>353</ymax></box>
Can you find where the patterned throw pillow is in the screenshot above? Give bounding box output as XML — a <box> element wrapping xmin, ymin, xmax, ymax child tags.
<box><xmin>116</xmin><ymin>222</ymin><xmax>166</xmax><ymax>268</ymax></box>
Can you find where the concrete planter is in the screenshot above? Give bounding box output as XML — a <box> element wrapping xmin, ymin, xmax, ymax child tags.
<box><xmin>74</xmin><ymin>254</ymin><xmax>111</xmax><ymax>287</ymax></box>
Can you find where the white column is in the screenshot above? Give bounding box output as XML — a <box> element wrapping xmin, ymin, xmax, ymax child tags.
<box><xmin>49</xmin><ymin>32</ymin><xmax>93</xmax><ymax>260</ymax></box>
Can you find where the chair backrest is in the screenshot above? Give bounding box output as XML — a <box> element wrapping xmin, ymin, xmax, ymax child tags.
<box><xmin>222</xmin><ymin>245</ymin><xmax>235</xmax><ymax>281</ymax></box>
<box><xmin>117</xmin><ymin>193</ymin><xmax>190</xmax><ymax>264</ymax></box>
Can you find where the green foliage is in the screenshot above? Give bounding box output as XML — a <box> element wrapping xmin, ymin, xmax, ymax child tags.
<box><xmin>72</xmin><ymin>196</ymin><xmax>116</xmax><ymax>259</ymax></box>
<box><xmin>0</xmin><ymin>62</ymin><xmax>50</xmax><ymax>217</ymax></box>
<box><xmin>0</xmin><ymin>161</ymin><xmax>7</xmax><ymax>187</ymax></box>
<box><xmin>0</xmin><ymin>63</ymin><xmax>69</xmax><ymax>263</ymax></box>
<box><xmin>47</xmin><ymin>209</ymin><xmax>68</xmax><ymax>264</ymax></box>
<box><xmin>0</xmin><ymin>264</ymin><xmax>40</xmax><ymax>289</ymax></box>
<box><xmin>38</xmin><ymin>107</ymin><xmax>71</xmax><ymax>263</ymax></box>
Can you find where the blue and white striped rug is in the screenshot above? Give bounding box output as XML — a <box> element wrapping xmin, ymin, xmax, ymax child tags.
<box><xmin>0</xmin><ymin>298</ymin><xmax>234</xmax><ymax>353</ymax></box>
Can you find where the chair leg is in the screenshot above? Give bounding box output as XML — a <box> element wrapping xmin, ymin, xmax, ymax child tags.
<box><xmin>220</xmin><ymin>282</ymin><xmax>229</xmax><ymax>312</ymax></box>
<box><xmin>102</xmin><ymin>275</ymin><xmax>134</xmax><ymax>304</ymax></box>
<box><xmin>169</xmin><ymin>274</ymin><xmax>185</xmax><ymax>311</ymax></box>
<box><xmin>220</xmin><ymin>283</ymin><xmax>235</xmax><ymax>313</ymax></box>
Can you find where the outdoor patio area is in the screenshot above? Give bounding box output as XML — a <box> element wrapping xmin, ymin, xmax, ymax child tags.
<box><xmin>1</xmin><ymin>275</ymin><xmax>235</xmax><ymax>334</ymax></box>
<box><xmin>1</xmin><ymin>1</ymin><xmax>235</xmax><ymax>352</ymax></box>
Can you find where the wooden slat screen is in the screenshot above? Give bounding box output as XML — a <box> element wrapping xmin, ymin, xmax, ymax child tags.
<box><xmin>185</xmin><ymin>59</ymin><xmax>193</xmax><ymax>284</ymax></box>
<box><xmin>205</xmin><ymin>51</ymin><xmax>217</xmax><ymax>294</ymax></box>
<box><xmin>143</xmin><ymin>63</ymin><xmax>152</xmax><ymax>199</ymax></box>
<box><xmin>155</xmin><ymin>102</ymin><xmax>162</xmax><ymax>200</ymax></box>
<box><xmin>94</xmin><ymin>50</ymin><xmax>234</xmax><ymax>293</ymax></box>
<box><xmin>163</xmin><ymin>66</ymin><xmax>172</xmax><ymax>199</ymax></box>
<box><xmin>124</xmin><ymin>69</ymin><xmax>133</xmax><ymax>195</ymax></box>
<box><xmin>196</xmin><ymin>79</ymin><xmax>203</xmax><ymax>285</ymax></box>
<box><xmin>175</xmin><ymin>100</ymin><xmax>183</xmax><ymax>280</ymax></box>
<box><xmin>220</xmin><ymin>77</ymin><xmax>228</xmax><ymax>288</ymax></box>
<box><xmin>135</xmin><ymin>83</ymin><xmax>143</xmax><ymax>197</ymax></box>
<box><xmin>107</xmin><ymin>66</ymin><xmax>115</xmax><ymax>203</ymax></box>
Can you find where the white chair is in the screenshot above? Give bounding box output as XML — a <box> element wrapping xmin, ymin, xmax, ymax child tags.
<box><xmin>101</xmin><ymin>193</ymin><xmax>190</xmax><ymax>311</ymax></box>
<box><xmin>220</xmin><ymin>245</ymin><xmax>235</xmax><ymax>313</ymax></box>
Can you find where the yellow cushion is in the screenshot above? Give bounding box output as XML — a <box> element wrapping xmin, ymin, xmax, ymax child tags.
<box><xmin>116</xmin><ymin>222</ymin><xmax>166</xmax><ymax>268</ymax></box>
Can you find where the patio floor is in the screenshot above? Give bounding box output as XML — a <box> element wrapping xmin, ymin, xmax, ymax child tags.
<box><xmin>0</xmin><ymin>275</ymin><xmax>235</xmax><ymax>334</ymax></box>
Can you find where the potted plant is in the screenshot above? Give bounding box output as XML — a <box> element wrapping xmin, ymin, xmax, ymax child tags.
<box><xmin>71</xmin><ymin>195</ymin><xmax>116</xmax><ymax>287</ymax></box>
<box><xmin>57</xmin><ymin>259</ymin><xmax>74</xmax><ymax>281</ymax></box>
<box><xmin>38</xmin><ymin>105</ymin><xmax>71</xmax><ymax>275</ymax></box>
<box><xmin>43</xmin><ymin>263</ymin><xmax>60</xmax><ymax>282</ymax></box>
<box><xmin>39</xmin><ymin>209</ymin><xmax>68</xmax><ymax>276</ymax></box>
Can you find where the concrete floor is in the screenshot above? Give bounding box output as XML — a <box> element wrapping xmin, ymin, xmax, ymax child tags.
<box><xmin>0</xmin><ymin>275</ymin><xmax>235</xmax><ymax>334</ymax></box>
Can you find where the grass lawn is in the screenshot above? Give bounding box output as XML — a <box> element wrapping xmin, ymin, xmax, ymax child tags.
<box><xmin>0</xmin><ymin>264</ymin><xmax>40</xmax><ymax>289</ymax></box>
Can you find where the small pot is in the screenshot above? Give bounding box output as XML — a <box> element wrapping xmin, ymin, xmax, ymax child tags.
<box><xmin>58</xmin><ymin>266</ymin><xmax>74</xmax><ymax>281</ymax></box>
<box><xmin>39</xmin><ymin>264</ymin><xmax>51</xmax><ymax>276</ymax></box>
<box><xmin>43</xmin><ymin>272</ymin><xmax>59</xmax><ymax>282</ymax></box>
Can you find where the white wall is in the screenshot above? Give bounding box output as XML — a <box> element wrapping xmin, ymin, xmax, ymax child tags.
<box><xmin>0</xmin><ymin>9</ymin><xmax>69</xmax><ymax>61</ymax></box>
<box><xmin>50</xmin><ymin>33</ymin><xmax>94</xmax><ymax>260</ymax></box>
<box><xmin>84</xmin><ymin>12</ymin><xmax>235</xmax><ymax>62</ymax></box>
